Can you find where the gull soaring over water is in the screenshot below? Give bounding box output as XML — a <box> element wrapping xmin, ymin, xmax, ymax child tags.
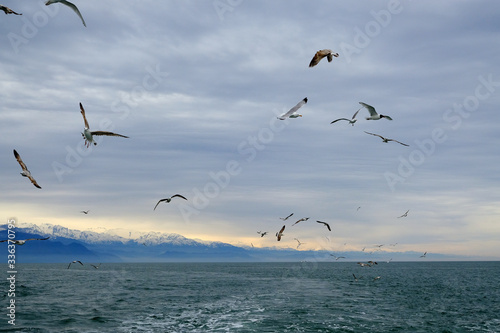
<box><xmin>364</xmin><ymin>132</ymin><xmax>409</xmax><ymax>146</ymax></box>
<box><xmin>309</xmin><ymin>49</ymin><xmax>339</xmax><ymax>67</ymax></box>
<box><xmin>154</xmin><ymin>194</ymin><xmax>188</xmax><ymax>210</ymax></box>
<box><xmin>13</xmin><ymin>149</ymin><xmax>41</xmax><ymax>189</ymax></box>
<box><xmin>277</xmin><ymin>98</ymin><xmax>307</xmax><ymax>120</ymax></box>
<box><xmin>0</xmin><ymin>237</ymin><xmax>49</xmax><ymax>245</ymax></box>
<box><xmin>359</xmin><ymin>102</ymin><xmax>393</xmax><ymax>120</ymax></box>
<box><xmin>90</xmin><ymin>263</ymin><xmax>101</xmax><ymax>269</ymax></box>
<box><xmin>330</xmin><ymin>108</ymin><xmax>361</xmax><ymax>126</ymax></box>
<box><xmin>1</xmin><ymin>5</ymin><xmax>21</xmax><ymax>15</ymax></box>
<box><xmin>294</xmin><ymin>238</ymin><xmax>305</xmax><ymax>249</ymax></box>
<box><xmin>80</xmin><ymin>103</ymin><xmax>129</xmax><ymax>147</ymax></box>
<box><xmin>45</xmin><ymin>0</ymin><xmax>86</xmax><ymax>27</ymax></box>
<box><xmin>67</xmin><ymin>260</ymin><xmax>84</xmax><ymax>269</ymax></box>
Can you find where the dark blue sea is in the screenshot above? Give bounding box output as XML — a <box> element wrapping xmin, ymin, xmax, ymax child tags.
<box><xmin>1</xmin><ymin>262</ymin><xmax>500</xmax><ymax>332</ymax></box>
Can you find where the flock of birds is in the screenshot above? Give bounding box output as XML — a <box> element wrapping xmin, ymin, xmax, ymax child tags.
<box><xmin>3</xmin><ymin>3</ymin><xmax>429</xmax><ymax>276</ymax></box>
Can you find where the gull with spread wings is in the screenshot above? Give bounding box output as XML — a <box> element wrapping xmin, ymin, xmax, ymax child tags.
<box><xmin>316</xmin><ymin>220</ymin><xmax>331</xmax><ymax>231</ymax></box>
<box><xmin>359</xmin><ymin>102</ymin><xmax>393</xmax><ymax>120</ymax></box>
<box><xmin>80</xmin><ymin>103</ymin><xmax>129</xmax><ymax>147</ymax></box>
<box><xmin>45</xmin><ymin>0</ymin><xmax>86</xmax><ymax>27</ymax></box>
<box><xmin>277</xmin><ymin>97</ymin><xmax>307</xmax><ymax>120</ymax></box>
<box><xmin>0</xmin><ymin>237</ymin><xmax>49</xmax><ymax>245</ymax></box>
<box><xmin>154</xmin><ymin>194</ymin><xmax>188</xmax><ymax>210</ymax></box>
<box><xmin>364</xmin><ymin>132</ymin><xmax>409</xmax><ymax>146</ymax></box>
<box><xmin>13</xmin><ymin>149</ymin><xmax>41</xmax><ymax>189</ymax></box>
<box><xmin>330</xmin><ymin>108</ymin><xmax>361</xmax><ymax>126</ymax></box>
<box><xmin>309</xmin><ymin>49</ymin><xmax>339</xmax><ymax>67</ymax></box>
<box><xmin>276</xmin><ymin>225</ymin><xmax>285</xmax><ymax>241</ymax></box>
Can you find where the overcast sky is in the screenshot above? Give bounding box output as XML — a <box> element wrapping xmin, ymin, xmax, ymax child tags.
<box><xmin>1</xmin><ymin>0</ymin><xmax>499</xmax><ymax>258</ymax></box>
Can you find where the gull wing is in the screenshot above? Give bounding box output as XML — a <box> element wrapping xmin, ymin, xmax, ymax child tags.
<box><xmin>28</xmin><ymin>174</ymin><xmax>42</xmax><ymax>189</ymax></box>
<box><xmin>388</xmin><ymin>139</ymin><xmax>409</xmax><ymax>147</ymax></box>
<box><xmin>25</xmin><ymin>237</ymin><xmax>50</xmax><ymax>241</ymax></box>
<box><xmin>80</xmin><ymin>103</ymin><xmax>90</xmax><ymax>129</ymax></box>
<box><xmin>279</xmin><ymin>97</ymin><xmax>307</xmax><ymax>119</ymax></box>
<box><xmin>352</xmin><ymin>108</ymin><xmax>361</xmax><ymax>119</ymax></box>
<box><xmin>364</xmin><ymin>131</ymin><xmax>385</xmax><ymax>140</ymax></box>
<box><xmin>1</xmin><ymin>5</ymin><xmax>22</xmax><ymax>15</ymax></box>
<box><xmin>171</xmin><ymin>194</ymin><xmax>188</xmax><ymax>201</ymax></box>
<box><xmin>90</xmin><ymin>131</ymin><xmax>129</xmax><ymax>138</ymax></box>
<box><xmin>280</xmin><ymin>213</ymin><xmax>293</xmax><ymax>220</ymax></box>
<box><xmin>153</xmin><ymin>198</ymin><xmax>168</xmax><ymax>210</ymax></box>
<box><xmin>13</xmin><ymin>149</ymin><xmax>28</xmax><ymax>171</ymax></box>
<box><xmin>359</xmin><ymin>102</ymin><xmax>378</xmax><ymax>116</ymax></box>
<box><xmin>46</xmin><ymin>0</ymin><xmax>86</xmax><ymax>27</ymax></box>
<box><xmin>330</xmin><ymin>118</ymin><xmax>350</xmax><ymax>124</ymax></box>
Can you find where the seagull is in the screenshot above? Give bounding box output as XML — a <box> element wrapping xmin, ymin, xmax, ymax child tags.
<box><xmin>154</xmin><ymin>194</ymin><xmax>188</xmax><ymax>210</ymax></box>
<box><xmin>330</xmin><ymin>254</ymin><xmax>345</xmax><ymax>261</ymax></box>
<box><xmin>389</xmin><ymin>243</ymin><xmax>398</xmax><ymax>246</ymax></box>
<box><xmin>309</xmin><ymin>49</ymin><xmax>339</xmax><ymax>67</ymax></box>
<box><xmin>80</xmin><ymin>103</ymin><xmax>129</xmax><ymax>147</ymax></box>
<box><xmin>352</xmin><ymin>274</ymin><xmax>360</xmax><ymax>281</ymax></box>
<box><xmin>257</xmin><ymin>231</ymin><xmax>268</xmax><ymax>237</ymax></box>
<box><xmin>1</xmin><ymin>5</ymin><xmax>21</xmax><ymax>15</ymax></box>
<box><xmin>420</xmin><ymin>251</ymin><xmax>427</xmax><ymax>258</ymax></box>
<box><xmin>0</xmin><ymin>237</ymin><xmax>50</xmax><ymax>245</ymax></box>
<box><xmin>277</xmin><ymin>97</ymin><xmax>307</xmax><ymax>120</ymax></box>
<box><xmin>357</xmin><ymin>262</ymin><xmax>372</xmax><ymax>267</ymax></box>
<box><xmin>397</xmin><ymin>210</ymin><xmax>410</xmax><ymax>218</ymax></box>
<box><xmin>373</xmin><ymin>276</ymin><xmax>381</xmax><ymax>281</ymax></box>
<box><xmin>80</xmin><ymin>210</ymin><xmax>90</xmax><ymax>214</ymax></box>
<box><xmin>316</xmin><ymin>221</ymin><xmax>331</xmax><ymax>231</ymax></box>
<box><xmin>359</xmin><ymin>102</ymin><xmax>393</xmax><ymax>120</ymax></box>
<box><xmin>276</xmin><ymin>225</ymin><xmax>285</xmax><ymax>241</ymax></box>
<box><xmin>280</xmin><ymin>213</ymin><xmax>294</xmax><ymax>221</ymax></box>
<box><xmin>330</xmin><ymin>108</ymin><xmax>361</xmax><ymax>126</ymax></box>
<box><xmin>67</xmin><ymin>260</ymin><xmax>84</xmax><ymax>269</ymax></box>
<box><xmin>357</xmin><ymin>206</ymin><xmax>361</xmax><ymax>211</ymax></box>
<box><xmin>364</xmin><ymin>131</ymin><xmax>409</xmax><ymax>146</ymax></box>
<box><xmin>45</xmin><ymin>0</ymin><xmax>86</xmax><ymax>27</ymax></box>
<box><xmin>13</xmin><ymin>149</ymin><xmax>41</xmax><ymax>189</ymax></box>
<box><xmin>367</xmin><ymin>261</ymin><xmax>378</xmax><ymax>265</ymax></box>
<box><xmin>374</xmin><ymin>244</ymin><xmax>384</xmax><ymax>248</ymax></box>
<box><xmin>90</xmin><ymin>263</ymin><xmax>101</xmax><ymax>269</ymax></box>
<box><xmin>292</xmin><ymin>217</ymin><xmax>309</xmax><ymax>226</ymax></box>
<box><xmin>294</xmin><ymin>238</ymin><xmax>305</xmax><ymax>249</ymax></box>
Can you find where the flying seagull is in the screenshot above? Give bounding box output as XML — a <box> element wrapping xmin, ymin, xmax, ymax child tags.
<box><xmin>0</xmin><ymin>237</ymin><xmax>50</xmax><ymax>245</ymax></box>
<box><xmin>154</xmin><ymin>194</ymin><xmax>188</xmax><ymax>210</ymax></box>
<box><xmin>90</xmin><ymin>263</ymin><xmax>101</xmax><ymax>269</ymax></box>
<box><xmin>67</xmin><ymin>260</ymin><xmax>84</xmax><ymax>269</ymax></box>
<box><xmin>359</xmin><ymin>102</ymin><xmax>393</xmax><ymax>120</ymax></box>
<box><xmin>397</xmin><ymin>210</ymin><xmax>410</xmax><ymax>218</ymax></box>
<box><xmin>364</xmin><ymin>131</ymin><xmax>409</xmax><ymax>147</ymax></box>
<box><xmin>352</xmin><ymin>274</ymin><xmax>360</xmax><ymax>281</ymax></box>
<box><xmin>1</xmin><ymin>5</ymin><xmax>21</xmax><ymax>15</ymax></box>
<box><xmin>330</xmin><ymin>254</ymin><xmax>345</xmax><ymax>261</ymax></box>
<box><xmin>316</xmin><ymin>220</ymin><xmax>331</xmax><ymax>231</ymax></box>
<box><xmin>13</xmin><ymin>149</ymin><xmax>41</xmax><ymax>189</ymax></box>
<box><xmin>292</xmin><ymin>217</ymin><xmax>309</xmax><ymax>226</ymax></box>
<box><xmin>280</xmin><ymin>213</ymin><xmax>294</xmax><ymax>221</ymax></box>
<box><xmin>294</xmin><ymin>238</ymin><xmax>305</xmax><ymax>249</ymax></box>
<box><xmin>420</xmin><ymin>251</ymin><xmax>427</xmax><ymax>258</ymax></box>
<box><xmin>277</xmin><ymin>97</ymin><xmax>307</xmax><ymax>120</ymax></box>
<box><xmin>80</xmin><ymin>210</ymin><xmax>90</xmax><ymax>214</ymax></box>
<box><xmin>45</xmin><ymin>0</ymin><xmax>86</xmax><ymax>27</ymax></box>
<box><xmin>309</xmin><ymin>49</ymin><xmax>339</xmax><ymax>67</ymax></box>
<box><xmin>80</xmin><ymin>103</ymin><xmax>129</xmax><ymax>147</ymax></box>
<box><xmin>257</xmin><ymin>231</ymin><xmax>268</xmax><ymax>237</ymax></box>
<box><xmin>330</xmin><ymin>108</ymin><xmax>361</xmax><ymax>126</ymax></box>
<box><xmin>276</xmin><ymin>225</ymin><xmax>285</xmax><ymax>241</ymax></box>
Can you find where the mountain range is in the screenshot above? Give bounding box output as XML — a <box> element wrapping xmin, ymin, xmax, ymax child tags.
<box><xmin>0</xmin><ymin>223</ymin><xmax>475</xmax><ymax>263</ymax></box>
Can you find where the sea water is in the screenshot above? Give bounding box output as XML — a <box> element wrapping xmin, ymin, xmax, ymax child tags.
<box><xmin>1</xmin><ymin>261</ymin><xmax>499</xmax><ymax>332</ymax></box>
